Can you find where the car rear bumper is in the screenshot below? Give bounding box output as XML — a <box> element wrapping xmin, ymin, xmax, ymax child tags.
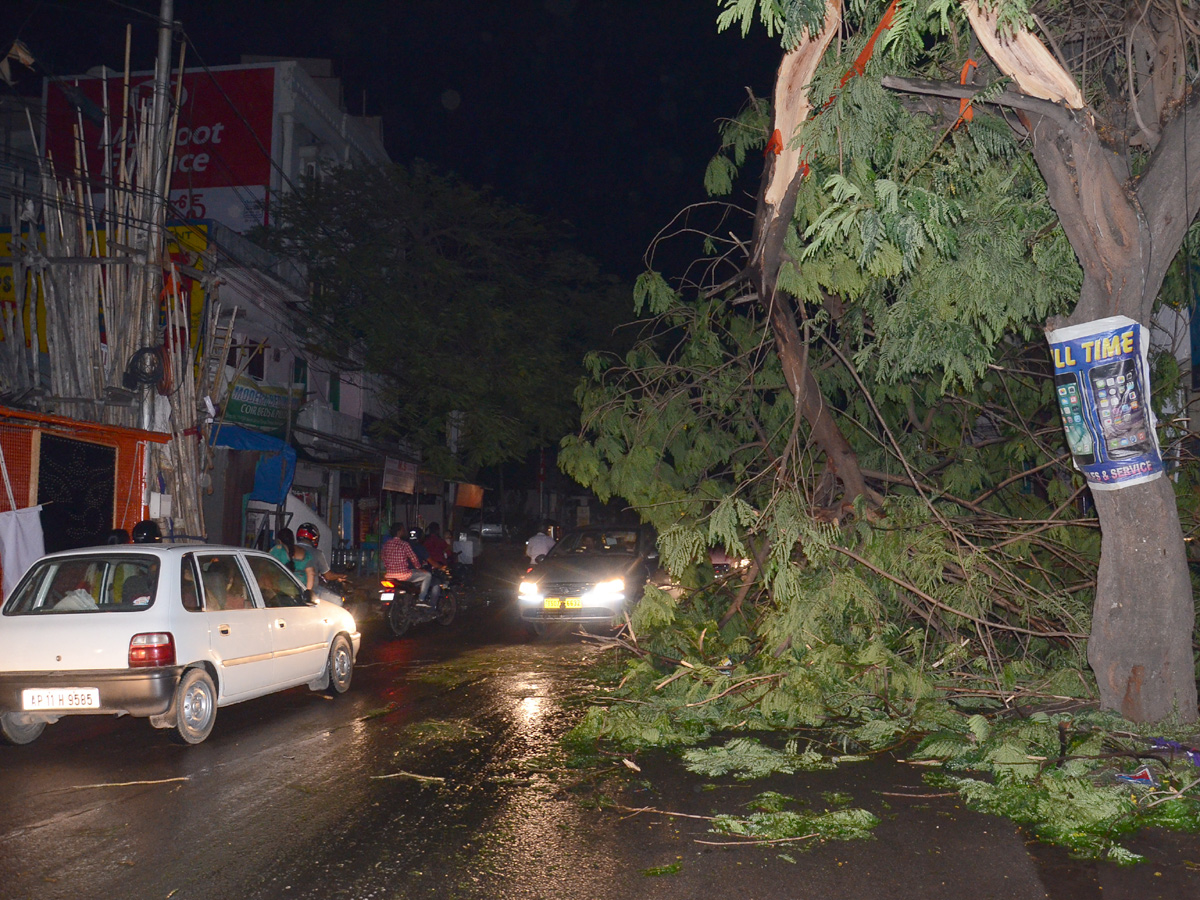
<box><xmin>0</xmin><ymin>667</ymin><xmax>183</xmax><ymax>718</ymax></box>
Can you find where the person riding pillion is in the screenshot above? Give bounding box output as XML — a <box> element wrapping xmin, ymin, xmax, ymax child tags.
<box><xmin>270</xmin><ymin>527</ymin><xmax>317</xmax><ymax>591</ymax></box>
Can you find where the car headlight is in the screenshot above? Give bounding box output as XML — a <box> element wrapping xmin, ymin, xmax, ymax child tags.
<box><xmin>587</xmin><ymin>577</ymin><xmax>625</xmax><ymax>599</ymax></box>
<box><xmin>518</xmin><ymin>581</ymin><xmax>542</xmax><ymax>602</ymax></box>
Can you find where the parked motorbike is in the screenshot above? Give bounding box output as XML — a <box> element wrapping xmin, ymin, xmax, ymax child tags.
<box><xmin>379</xmin><ymin>566</ymin><xmax>456</xmax><ymax>638</ymax></box>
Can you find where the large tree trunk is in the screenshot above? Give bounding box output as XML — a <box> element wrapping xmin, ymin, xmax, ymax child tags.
<box><xmin>882</xmin><ymin>32</ymin><xmax>1200</xmax><ymax>722</ymax></box>
<box><xmin>1026</xmin><ymin>107</ymin><xmax>1199</xmax><ymax>723</ymax></box>
<box><xmin>1087</xmin><ymin>479</ymin><xmax>1195</xmax><ymax>721</ymax></box>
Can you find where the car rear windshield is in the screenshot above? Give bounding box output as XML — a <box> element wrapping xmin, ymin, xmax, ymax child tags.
<box><xmin>3</xmin><ymin>555</ymin><xmax>161</xmax><ymax>614</ymax></box>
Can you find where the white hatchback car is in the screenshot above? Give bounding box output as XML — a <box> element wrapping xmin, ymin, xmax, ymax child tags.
<box><xmin>0</xmin><ymin>544</ymin><xmax>360</xmax><ymax>746</ymax></box>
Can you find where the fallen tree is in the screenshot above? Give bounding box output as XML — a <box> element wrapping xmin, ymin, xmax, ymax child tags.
<box><xmin>564</xmin><ymin>0</ymin><xmax>1198</xmax><ymax>732</ymax></box>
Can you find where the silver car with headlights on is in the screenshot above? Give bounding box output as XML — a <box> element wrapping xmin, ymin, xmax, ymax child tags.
<box><xmin>517</xmin><ymin>526</ymin><xmax>658</xmax><ymax>634</ymax></box>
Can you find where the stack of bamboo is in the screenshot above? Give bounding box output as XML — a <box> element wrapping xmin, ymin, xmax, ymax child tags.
<box><xmin>0</xmin><ymin>31</ymin><xmax>227</xmax><ymax>540</ymax></box>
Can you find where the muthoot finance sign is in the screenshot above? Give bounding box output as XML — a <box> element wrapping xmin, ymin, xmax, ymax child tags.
<box><xmin>43</xmin><ymin>66</ymin><xmax>275</xmax><ymax>230</ymax></box>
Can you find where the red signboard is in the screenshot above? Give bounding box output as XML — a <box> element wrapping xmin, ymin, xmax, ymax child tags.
<box><xmin>43</xmin><ymin>66</ymin><xmax>275</xmax><ymax>195</ymax></box>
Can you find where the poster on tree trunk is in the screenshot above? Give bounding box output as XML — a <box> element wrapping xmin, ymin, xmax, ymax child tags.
<box><xmin>1046</xmin><ymin>315</ymin><xmax>1162</xmax><ymax>491</ymax></box>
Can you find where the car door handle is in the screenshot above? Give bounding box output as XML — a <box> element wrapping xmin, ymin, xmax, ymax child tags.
<box><xmin>275</xmin><ymin>619</ymin><xmax>286</xmax><ymax>629</ymax></box>
<box><xmin>219</xmin><ymin>625</ymin><xmax>231</xmax><ymax>635</ymax></box>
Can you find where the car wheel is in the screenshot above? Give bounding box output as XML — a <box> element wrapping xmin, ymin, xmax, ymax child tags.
<box><xmin>0</xmin><ymin>713</ymin><xmax>45</xmax><ymax>745</ymax></box>
<box><xmin>436</xmin><ymin>592</ymin><xmax>457</xmax><ymax>626</ymax></box>
<box><xmin>326</xmin><ymin>634</ymin><xmax>353</xmax><ymax>695</ymax></box>
<box><xmin>169</xmin><ymin>668</ymin><xmax>217</xmax><ymax>745</ymax></box>
<box><xmin>386</xmin><ymin>598</ymin><xmax>411</xmax><ymax>638</ymax></box>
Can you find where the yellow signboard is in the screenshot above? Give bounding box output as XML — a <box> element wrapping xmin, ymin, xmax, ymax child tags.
<box><xmin>0</xmin><ymin>224</ymin><xmax>209</xmax><ymax>354</ymax></box>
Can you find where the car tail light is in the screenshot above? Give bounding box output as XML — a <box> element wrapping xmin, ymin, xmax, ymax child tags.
<box><xmin>129</xmin><ymin>632</ymin><xmax>175</xmax><ymax>668</ymax></box>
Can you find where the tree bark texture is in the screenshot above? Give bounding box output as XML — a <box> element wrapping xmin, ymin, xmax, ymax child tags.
<box><xmin>883</xmin><ymin>44</ymin><xmax>1200</xmax><ymax>721</ymax></box>
<box><xmin>1087</xmin><ymin>478</ymin><xmax>1196</xmax><ymax>722</ymax></box>
<box><xmin>1026</xmin><ymin>105</ymin><xmax>1199</xmax><ymax>723</ymax></box>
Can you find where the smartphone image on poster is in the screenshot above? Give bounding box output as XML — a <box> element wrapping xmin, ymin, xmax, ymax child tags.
<box><xmin>1087</xmin><ymin>357</ymin><xmax>1153</xmax><ymax>460</ymax></box>
<box><xmin>1054</xmin><ymin>372</ymin><xmax>1095</xmax><ymax>466</ymax></box>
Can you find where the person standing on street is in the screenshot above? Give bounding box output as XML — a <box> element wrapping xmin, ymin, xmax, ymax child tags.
<box><xmin>525</xmin><ymin>522</ymin><xmax>555</xmax><ymax>564</ymax></box>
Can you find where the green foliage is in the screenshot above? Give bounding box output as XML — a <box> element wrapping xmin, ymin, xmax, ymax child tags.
<box><xmin>265</xmin><ymin>162</ymin><xmax>628</xmax><ymax>476</ymax></box>
<box><xmin>910</xmin><ymin>709</ymin><xmax>1200</xmax><ymax>861</ymax></box>
<box><xmin>641</xmin><ymin>861</ymin><xmax>682</xmax><ymax>876</ymax></box>
<box><xmin>683</xmin><ymin>738</ymin><xmax>836</xmax><ymax>779</ymax></box>
<box><xmin>710</xmin><ymin>807</ymin><xmax>880</xmax><ymax>842</ymax></box>
<box><xmin>748</xmin><ymin>790</ymin><xmax>796</xmax><ymax>812</ymax></box>
<box><xmin>704</xmin><ymin>154</ymin><xmax>740</xmax><ymax>196</ymax></box>
<box><xmin>716</xmin><ymin>0</ymin><xmax>829</xmax><ymax>44</ymax></box>
<box><xmin>560</xmin><ymin>0</ymin><xmax>1200</xmax><ymax>864</ymax></box>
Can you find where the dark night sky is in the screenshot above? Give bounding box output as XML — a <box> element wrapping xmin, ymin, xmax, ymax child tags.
<box><xmin>5</xmin><ymin>0</ymin><xmax>780</xmax><ymax>277</ymax></box>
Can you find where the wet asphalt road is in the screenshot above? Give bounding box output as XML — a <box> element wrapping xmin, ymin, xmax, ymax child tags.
<box><xmin>0</xmin><ymin>546</ymin><xmax>1197</xmax><ymax>900</ymax></box>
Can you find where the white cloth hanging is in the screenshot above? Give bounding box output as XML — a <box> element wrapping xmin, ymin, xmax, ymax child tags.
<box><xmin>0</xmin><ymin>506</ymin><xmax>45</xmax><ymax>597</ymax></box>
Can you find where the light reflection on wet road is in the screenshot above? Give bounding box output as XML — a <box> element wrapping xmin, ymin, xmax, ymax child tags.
<box><xmin>0</xmin><ymin>589</ymin><xmax>621</xmax><ymax>900</ymax></box>
<box><xmin>0</xmin><ymin>572</ymin><xmax>1195</xmax><ymax>900</ymax></box>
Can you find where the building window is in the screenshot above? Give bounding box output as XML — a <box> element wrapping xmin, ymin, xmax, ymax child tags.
<box><xmin>329</xmin><ymin>372</ymin><xmax>341</xmax><ymax>411</ymax></box>
<box><xmin>246</xmin><ymin>341</ymin><xmax>265</xmax><ymax>381</ymax></box>
<box><xmin>293</xmin><ymin>358</ymin><xmax>308</xmax><ymax>391</ymax></box>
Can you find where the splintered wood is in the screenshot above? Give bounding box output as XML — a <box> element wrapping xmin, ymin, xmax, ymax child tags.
<box><xmin>961</xmin><ymin>1</ymin><xmax>1084</xmax><ymax>109</ymax></box>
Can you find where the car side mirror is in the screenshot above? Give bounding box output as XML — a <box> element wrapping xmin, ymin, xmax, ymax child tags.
<box><xmin>303</xmin><ymin>589</ymin><xmax>317</xmax><ymax>605</ymax></box>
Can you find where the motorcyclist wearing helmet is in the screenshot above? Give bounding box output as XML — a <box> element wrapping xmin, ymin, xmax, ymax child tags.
<box><xmin>131</xmin><ymin>520</ymin><xmax>162</xmax><ymax>544</ymax></box>
<box><xmin>295</xmin><ymin>522</ymin><xmax>344</xmax><ymax>584</ymax></box>
<box><xmin>406</xmin><ymin>526</ymin><xmax>430</xmax><ymax>567</ymax></box>
<box><xmin>296</xmin><ymin>521</ymin><xmax>346</xmax><ymax>605</ymax></box>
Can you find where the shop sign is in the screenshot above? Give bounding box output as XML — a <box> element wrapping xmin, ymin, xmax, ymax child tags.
<box><xmin>383</xmin><ymin>457</ymin><xmax>418</xmax><ymax>494</ymax></box>
<box><xmin>223</xmin><ymin>376</ymin><xmax>300</xmax><ymax>434</ymax></box>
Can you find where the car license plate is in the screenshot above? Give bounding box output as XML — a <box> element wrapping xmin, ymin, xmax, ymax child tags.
<box><xmin>544</xmin><ymin>598</ymin><xmax>581</xmax><ymax>610</ymax></box>
<box><xmin>22</xmin><ymin>688</ymin><xmax>100</xmax><ymax>710</ymax></box>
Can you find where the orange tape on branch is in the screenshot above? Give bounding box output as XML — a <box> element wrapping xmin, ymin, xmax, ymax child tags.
<box><xmin>840</xmin><ymin>0</ymin><xmax>898</xmax><ymax>86</ymax></box>
<box><xmin>956</xmin><ymin>58</ymin><xmax>979</xmax><ymax>126</ymax></box>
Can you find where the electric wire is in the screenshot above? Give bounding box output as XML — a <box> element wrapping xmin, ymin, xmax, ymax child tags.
<box><xmin>3</xmin><ymin>2</ymin><xmax>418</xmax><ymax>390</ymax></box>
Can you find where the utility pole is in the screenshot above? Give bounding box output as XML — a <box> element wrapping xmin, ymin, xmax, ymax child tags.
<box><xmin>141</xmin><ymin>0</ymin><xmax>174</xmax><ymax>429</ymax></box>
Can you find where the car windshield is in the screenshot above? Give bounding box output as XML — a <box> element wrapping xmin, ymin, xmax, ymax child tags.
<box><xmin>3</xmin><ymin>555</ymin><xmax>161</xmax><ymax>614</ymax></box>
<box><xmin>552</xmin><ymin>530</ymin><xmax>639</xmax><ymax>556</ymax></box>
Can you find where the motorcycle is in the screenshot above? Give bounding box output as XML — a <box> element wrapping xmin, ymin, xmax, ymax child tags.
<box><xmin>379</xmin><ymin>565</ymin><xmax>457</xmax><ymax>638</ymax></box>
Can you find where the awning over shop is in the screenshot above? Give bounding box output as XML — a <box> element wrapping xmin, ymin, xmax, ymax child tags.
<box><xmin>209</xmin><ymin>422</ymin><xmax>296</xmax><ymax>505</ymax></box>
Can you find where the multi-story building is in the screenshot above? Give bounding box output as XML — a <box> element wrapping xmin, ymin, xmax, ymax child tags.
<box><xmin>0</xmin><ymin>56</ymin><xmax>409</xmax><ymax>556</ymax></box>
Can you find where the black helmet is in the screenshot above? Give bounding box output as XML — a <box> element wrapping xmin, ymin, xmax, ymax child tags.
<box><xmin>407</xmin><ymin>526</ymin><xmax>423</xmax><ymax>542</ymax></box>
<box><xmin>296</xmin><ymin>522</ymin><xmax>319</xmax><ymax>545</ymax></box>
<box><xmin>131</xmin><ymin>520</ymin><xmax>162</xmax><ymax>544</ymax></box>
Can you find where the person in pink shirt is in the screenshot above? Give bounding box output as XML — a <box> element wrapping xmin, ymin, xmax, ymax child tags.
<box><xmin>381</xmin><ymin>523</ymin><xmax>432</xmax><ymax>603</ymax></box>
